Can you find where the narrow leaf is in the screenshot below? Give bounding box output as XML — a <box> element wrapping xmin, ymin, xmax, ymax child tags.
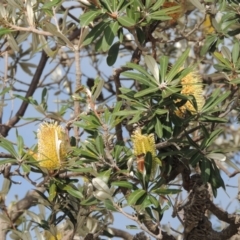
<box><xmin>144</xmin><ymin>55</ymin><xmax>159</xmax><ymax>82</ymax></box>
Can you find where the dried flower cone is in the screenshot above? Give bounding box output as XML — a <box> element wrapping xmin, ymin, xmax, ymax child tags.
<box><xmin>132</xmin><ymin>128</ymin><xmax>159</xmax><ymax>177</ymax></box>
<box><xmin>176</xmin><ymin>70</ymin><xmax>205</xmax><ymax>118</ymax></box>
<box><xmin>37</xmin><ymin>122</ymin><xmax>67</xmax><ymax>170</ymax></box>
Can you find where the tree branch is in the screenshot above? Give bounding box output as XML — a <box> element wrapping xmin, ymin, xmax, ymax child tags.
<box><xmin>208</xmin><ymin>200</ymin><xmax>239</xmax><ymax>225</ymax></box>
<box><xmin>0</xmin><ymin>51</ymin><xmax>48</xmax><ymax>137</ymax></box>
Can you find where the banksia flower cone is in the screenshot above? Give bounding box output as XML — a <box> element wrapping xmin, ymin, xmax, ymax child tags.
<box><xmin>176</xmin><ymin>70</ymin><xmax>205</xmax><ymax>118</ymax></box>
<box><xmin>132</xmin><ymin>128</ymin><xmax>160</xmax><ymax>177</ymax></box>
<box><xmin>37</xmin><ymin>122</ymin><xmax>67</xmax><ymax>170</ymax></box>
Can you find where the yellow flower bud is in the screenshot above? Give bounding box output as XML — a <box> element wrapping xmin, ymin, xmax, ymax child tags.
<box><xmin>37</xmin><ymin>122</ymin><xmax>67</xmax><ymax>170</ymax></box>
<box><xmin>131</xmin><ymin>128</ymin><xmax>160</xmax><ymax>176</ymax></box>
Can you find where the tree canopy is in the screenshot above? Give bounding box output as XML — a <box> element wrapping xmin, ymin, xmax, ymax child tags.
<box><xmin>0</xmin><ymin>0</ymin><xmax>240</xmax><ymax>239</ymax></box>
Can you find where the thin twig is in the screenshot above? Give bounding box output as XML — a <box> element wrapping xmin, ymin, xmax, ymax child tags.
<box><xmin>73</xmin><ymin>47</ymin><xmax>81</xmax><ymax>144</ymax></box>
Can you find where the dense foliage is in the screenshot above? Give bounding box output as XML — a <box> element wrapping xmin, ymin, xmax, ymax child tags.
<box><xmin>0</xmin><ymin>0</ymin><xmax>240</xmax><ymax>239</ymax></box>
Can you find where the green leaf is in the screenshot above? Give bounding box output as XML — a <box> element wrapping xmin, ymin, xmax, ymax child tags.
<box><xmin>79</xmin><ymin>10</ymin><xmax>102</xmax><ymax>27</ymax></box>
<box><xmin>118</xmin><ymin>27</ymin><xmax>124</xmax><ymax>42</ymax></box>
<box><xmin>126</xmin><ymin>62</ymin><xmax>157</xmax><ymax>83</ymax></box>
<box><xmin>230</xmin><ymin>78</ymin><xmax>240</xmax><ymax>85</ymax></box>
<box><xmin>166</xmin><ymin>49</ymin><xmax>190</xmax><ymax>83</ymax></box>
<box><xmin>162</xmin><ymin>86</ymin><xmax>180</xmax><ymax>98</ymax></box>
<box><xmin>113</xmin><ymin>110</ymin><xmax>140</xmax><ymax>116</ymax></box>
<box><xmin>97</xmin><ymin>169</ymin><xmax>111</xmax><ymax>183</ymax></box>
<box><xmin>136</xmin><ymin>27</ymin><xmax>145</xmax><ymax>44</ymax></box>
<box><xmin>232</xmin><ymin>41</ymin><xmax>240</xmax><ymax>64</ymax></box>
<box><xmin>100</xmin><ymin>0</ymin><xmax>113</xmax><ymax>12</ymax></box>
<box><xmin>0</xmin><ymin>87</ymin><xmax>11</xmax><ymax>96</ymax></box>
<box><xmin>112</xmin><ymin>0</ymin><xmax>118</xmax><ymax>11</ymax></box>
<box><xmin>221</xmin><ymin>46</ymin><xmax>231</xmax><ymax>62</ymax></box>
<box><xmin>200</xmin><ymin>34</ymin><xmax>218</xmax><ymax>56</ymax></box>
<box><xmin>107</xmin><ymin>41</ymin><xmax>120</xmax><ymax>66</ymax></box>
<box><xmin>0</xmin><ymin>138</ymin><xmax>18</xmax><ymax>158</ymax></box>
<box><xmin>22</xmin><ymin>163</ymin><xmax>31</xmax><ymax>173</ymax></box>
<box><xmin>95</xmin><ymin>135</ymin><xmax>104</xmax><ymax>156</ymax></box>
<box><xmin>211</xmin><ymin>160</ymin><xmax>225</xmax><ymax>190</ymax></box>
<box><xmin>126</xmin><ymin>225</ymin><xmax>138</xmax><ymax>229</ymax></box>
<box><xmin>204</xmin><ymin>129</ymin><xmax>223</xmax><ymax>148</ymax></box>
<box><xmin>17</xmin><ymin>134</ymin><xmax>24</xmax><ymax>157</ymax></box>
<box><xmin>48</xmin><ymin>181</ymin><xmax>57</xmax><ymax>201</ymax></box>
<box><xmin>92</xmin><ymin>177</ymin><xmax>110</xmax><ymax>194</ymax></box>
<box><xmin>102</xmin><ymin>22</ymin><xmax>117</xmax><ymax>52</ymax></box>
<box><xmin>160</xmin><ymin>56</ymin><xmax>169</xmax><ymax>83</ymax></box>
<box><xmin>148</xmin><ymin>14</ymin><xmax>171</xmax><ymax>21</ymax></box>
<box><xmin>0</xmin><ymin>159</ymin><xmax>17</xmax><ymax>165</ymax></box>
<box><xmin>149</xmin><ymin>195</ymin><xmax>159</xmax><ymax>207</ymax></box>
<box><xmin>134</xmin><ymin>87</ymin><xmax>159</xmax><ymax>98</ymax></box>
<box><xmin>200</xmin><ymin>158</ymin><xmax>211</xmax><ymax>183</ymax></box>
<box><xmin>155</xmin><ymin>109</ymin><xmax>168</xmax><ymax>115</ymax></box>
<box><xmin>111</xmin><ymin>181</ymin><xmax>133</xmax><ymax>189</ymax></box>
<box><xmin>152</xmin><ymin>188</ymin><xmax>181</xmax><ymax>195</ymax></box>
<box><xmin>202</xmin><ymin>89</ymin><xmax>230</xmax><ymax>112</ymax></box>
<box><xmin>91</xmin><ymin>78</ymin><xmax>104</xmax><ymax>102</ymax></box>
<box><xmin>42</xmin><ymin>0</ymin><xmax>62</xmax><ymax>9</ymax></box>
<box><xmin>81</xmin><ymin>197</ymin><xmax>98</xmax><ymax>206</ymax></box>
<box><xmin>80</xmin><ymin>147</ymin><xmax>98</xmax><ymax>158</ymax></box>
<box><xmin>82</xmin><ymin>21</ymin><xmax>109</xmax><ymax>46</ymax></box>
<box><xmin>144</xmin><ymin>55</ymin><xmax>159</xmax><ymax>82</ymax></box>
<box><xmin>199</xmin><ymin>115</ymin><xmax>227</xmax><ymax>123</ymax></box>
<box><xmin>128</xmin><ymin>113</ymin><xmax>142</xmax><ymax>125</ymax></box>
<box><xmin>213</xmin><ymin>51</ymin><xmax>232</xmax><ymax>69</ymax></box>
<box><xmin>127</xmin><ymin>189</ymin><xmax>146</xmax><ymax>205</ymax></box>
<box><xmin>151</xmin><ymin>0</ymin><xmax>164</xmax><ymax>11</ymax></box>
<box><xmin>144</xmin><ymin>152</ymin><xmax>153</xmax><ymax>181</ymax></box>
<box><xmin>104</xmin><ymin>199</ymin><xmax>117</xmax><ymax>211</ymax></box>
<box><xmin>190</xmin><ymin>152</ymin><xmax>201</xmax><ymax>166</ymax></box>
<box><xmin>206</xmin><ymin>153</ymin><xmax>226</xmax><ymax>162</ymax></box>
<box><xmin>0</xmin><ymin>28</ymin><xmax>13</xmax><ymax>36</ymax></box>
<box><xmin>155</xmin><ymin>118</ymin><xmax>163</xmax><ymax>138</ymax></box>
<box><xmin>122</xmin><ymin>72</ymin><xmax>156</xmax><ymax>87</ymax></box>
<box><xmin>117</xmin><ymin>16</ymin><xmax>136</xmax><ymax>27</ymax></box>
<box><xmin>63</xmin><ymin>185</ymin><xmax>83</xmax><ymax>199</ymax></box>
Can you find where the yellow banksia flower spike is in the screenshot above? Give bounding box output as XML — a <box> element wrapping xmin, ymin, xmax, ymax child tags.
<box><xmin>176</xmin><ymin>69</ymin><xmax>205</xmax><ymax>118</ymax></box>
<box><xmin>37</xmin><ymin>122</ymin><xmax>68</xmax><ymax>170</ymax></box>
<box><xmin>132</xmin><ymin>128</ymin><xmax>160</xmax><ymax>177</ymax></box>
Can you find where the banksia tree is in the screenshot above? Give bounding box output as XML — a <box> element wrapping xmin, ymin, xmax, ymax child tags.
<box><xmin>0</xmin><ymin>0</ymin><xmax>240</xmax><ymax>240</ymax></box>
